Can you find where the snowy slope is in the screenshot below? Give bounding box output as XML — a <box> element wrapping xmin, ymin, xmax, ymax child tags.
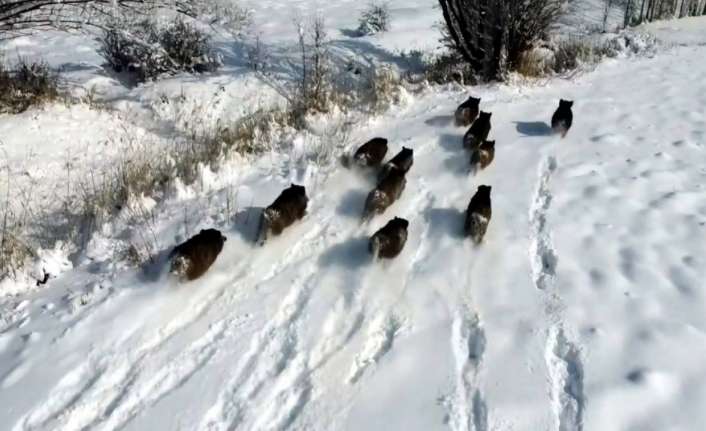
<box><xmin>2</xmin><ymin>15</ymin><xmax>706</xmax><ymax>430</ymax></box>
<box><xmin>0</xmin><ymin>0</ymin><xmax>636</xmax><ymax>229</ymax></box>
<box><xmin>2</xmin><ymin>0</ymin><xmax>706</xmax><ymax>428</ymax></box>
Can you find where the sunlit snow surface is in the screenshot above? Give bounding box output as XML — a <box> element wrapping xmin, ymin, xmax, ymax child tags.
<box><xmin>2</xmin><ymin>3</ymin><xmax>706</xmax><ymax>431</ymax></box>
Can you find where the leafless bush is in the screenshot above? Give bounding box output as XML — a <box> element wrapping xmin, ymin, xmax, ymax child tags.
<box><xmin>215</xmin><ymin>109</ymin><xmax>294</xmax><ymax>155</ymax></box>
<box><xmin>554</xmin><ymin>39</ymin><xmax>602</xmax><ymax>73</ymax></box>
<box><xmin>159</xmin><ymin>20</ymin><xmax>222</xmax><ymax>72</ymax></box>
<box><xmin>516</xmin><ymin>46</ymin><xmax>557</xmax><ymax>77</ymax></box>
<box><xmin>0</xmin><ymin>57</ymin><xmax>59</xmax><ymax>114</ymax></box>
<box><xmin>100</xmin><ymin>17</ymin><xmax>221</xmax><ymax>82</ymax></box>
<box><xmin>357</xmin><ymin>2</ymin><xmax>391</xmax><ymax>35</ymax></box>
<box><xmin>517</xmin><ymin>37</ymin><xmax>621</xmax><ymax>77</ymax></box>
<box><xmin>423</xmin><ymin>51</ymin><xmax>475</xmax><ymax>85</ymax></box>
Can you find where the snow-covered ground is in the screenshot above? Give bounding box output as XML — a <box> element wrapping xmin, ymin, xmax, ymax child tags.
<box><xmin>2</xmin><ymin>2</ymin><xmax>706</xmax><ymax>430</ymax></box>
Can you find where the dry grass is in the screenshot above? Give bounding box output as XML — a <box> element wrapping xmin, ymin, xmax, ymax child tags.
<box><xmin>1</xmin><ymin>16</ymin><xmax>415</xmax><ymax>278</ymax></box>
<box><xmin>0</xmin><ymin>100</ymin><xmax>300</xmax><ymax>275</ymax></box>
<box><xmin>516</xmin><ymin>46</ymin><xmax>556</xmax><ymax>77</ymax></box>
<box><xmin>367</xmin><ymin>64</ymin><xmax>405</xmax><ymax>113</ymax></box>
<box><xmin>0</xmin><ymin>57</ymin><xmax>59</xmax><ymax>114</ymax></box>
<box><xmin>0</xmin><ymin>224</ymin><xmax>36</xmax><ymax>280</ymax></box>
<box><xmin>423</xmin><ymin>52</ymin><xmax>476</xmax><ymax>85</ymax></box>
<box><xmin>215</xmin><ymin>108</ymin><xmax>295</xmax><ymax>155</ymax></box>
<box><xmin>515</xmin><ymin>37</ymin><xmax>619</xmax><ymax>78</ymax></box>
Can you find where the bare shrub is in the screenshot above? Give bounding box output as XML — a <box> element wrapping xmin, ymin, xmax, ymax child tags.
<box><xmin>553</xmin><ymin>39</ymin><xmax>602</xmax><ymax>73</ymax></box>
<box><xmin>517</xmin><ymin>36</ymin><xmax>626</xmax><ymax>78</ymax></box>
<box><xmin>0</xmin><ymin>57</ymin><xmax>59</xmax><ymax>114</ymax></box>
<box><xmin>159</xmin><ymin>20</ymin><xmax>222</xmax><ymax>73</ymax></box>
<box><xmin>357</xmin><ymin>2</ymin><xmax>391</xmax><ymax>36</ymax></box>
<box><xmin>100</xmin><ymin>18</ymin><xmax>221</xmax><ymax>82</ymax></box>
<box><xmin>424</xmin><ymin>52</ymin><xmax>475</xmax><ymax>85</ymax></box>
<box><xmin>215</xmin><ymin>109</ymin><xmax>294</xmax><ymax>155</ymax></box>
<box><xmin>516</xmin><ymin>46</ymin><xmax>556</xmax><ymax>77</ymax></box>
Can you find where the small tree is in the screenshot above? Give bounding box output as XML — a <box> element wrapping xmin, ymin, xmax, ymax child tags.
<box><xmin>357</xmin><ymin>2</ymin><xmax>391</xmax><ymax>36</ymax></box>
<box><xmin>438</xmin><ymin>0</ymin><xmax>563</xmax><ymax>82</ymax></box>
<box><xmin>438</xmin><ymin>0</ymin><xmax>504</xmax><ymax>82</ymax></box>
<box><xmin>294</xmin><ymin>16</ymin><xmax>333</xmax><ymax>115</ymax></box>
<box><xmin>603</xmin><ymin>0</ymin><xmax>615</xmax><ymax>31</ymax></box>
<box><xmin>624</xmin><ymin>0</ymin><xmax>636</xmax><ymax>27</ymax></box>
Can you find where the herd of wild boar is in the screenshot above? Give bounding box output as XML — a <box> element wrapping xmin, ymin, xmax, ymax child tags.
<box><xmin>169</xmin><ymin>98</ymin><xmax>574</xmax><ymax>281</ymax></box>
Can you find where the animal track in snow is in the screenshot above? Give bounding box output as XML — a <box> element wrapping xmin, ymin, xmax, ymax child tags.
<box><xmin>530</xmin><ymin>156</ymin><xmax>559</xmax><ymax>291</ymax></box>
<box><xmin>546</xmin><ymin>327</ymin><xmax>585</xmax><ymax>431</ymax></box>
<box><xmin>96</xmin><ymin>319</ymin><xmax>239</xmax><ymax>430</ymax></box>
<box><xmin>199</xmin><ymin>267</ymin><xmax>317</xmax><ymax>431</ymax></box>
<box><xmin>347</xmin><ymin>313</ymin><xmax>403</xmax><ymax>384</ymax></box>
<box><xmin>17</xmin><ymin>245</ymin><xmax>301</xmax><ymax>431</ymax></box>
<box><xmin>18</xmin><ymin>362</ymin><xmax>106</xmax><ymax>431</ymax></box>
<box><xmin>449</xmin><ymin>313</ymin><xmax>488</xmax><ymax>431</ymax></box>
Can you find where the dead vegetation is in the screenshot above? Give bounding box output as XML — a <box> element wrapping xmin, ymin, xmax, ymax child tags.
<box><xmin>0</xmin><ymin>57</ymin><xmax>60</xmax><ymax>114</ymax></box>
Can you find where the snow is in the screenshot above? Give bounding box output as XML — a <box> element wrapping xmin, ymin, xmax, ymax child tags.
<box><xmin>2</xmin><ymin>3</ymin><xmax>706</xmax><ymax>431</ymax></box>
<box><xmin>557</xmin><ymin>0</ymin><xmax>629</xmax><ymax>34</ymax></box>
<box><xmin>640</xmin><ymin>15</ymin><xmax>706</xmax><ymax>46</ymax></box>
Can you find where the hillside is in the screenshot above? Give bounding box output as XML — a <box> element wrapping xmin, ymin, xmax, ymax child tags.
<box><xmin>1</xmin><ymin>3</ymin><xmax>706</xmax><ymax>431</ymax></box>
